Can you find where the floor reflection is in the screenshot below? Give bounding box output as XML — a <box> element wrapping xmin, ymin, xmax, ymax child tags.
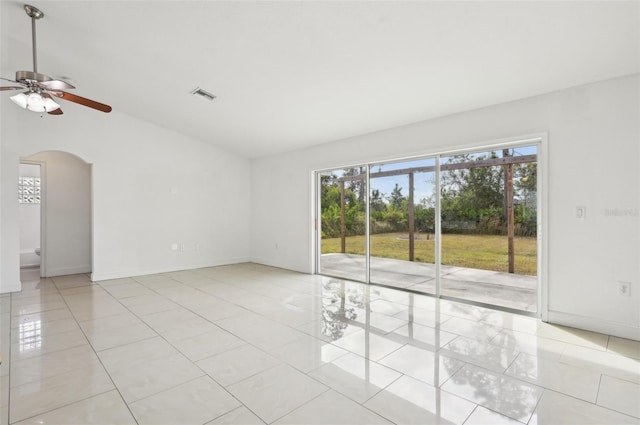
<box><xmin>18</xmin><ymin>319</ymin><xmax>42</xmax><ymax>353</ymax></box>
<box><xmin>321</xmin><ymin>279</ymin><xmax>360</xmax><ymax>341</ymax></box>
<box><xmin>2</xmin><ymin>264</ymin><xmax>637</xmax><ymax>425</ymax></box>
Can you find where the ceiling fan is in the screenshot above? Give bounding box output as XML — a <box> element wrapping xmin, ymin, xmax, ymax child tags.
<box><xmin>0</xmin><ymin>4</ymin><xmax>111</xmax><ymax>115</ymax></box>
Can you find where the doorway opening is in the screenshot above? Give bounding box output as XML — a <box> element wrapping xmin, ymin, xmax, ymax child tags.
<box><xmin>19</xmin><ymin>151</ymin><xmax>93</xmax><ymax>278</ymax></box>
<box><xmin>18</xmin><ymin>162</ymin><xmax>43</xmax><ymax>278</ymax></box>
<box><xmin>316</xmin><ymin>139</ymin><xmax>541</xmax><ymax>314</ymax></box>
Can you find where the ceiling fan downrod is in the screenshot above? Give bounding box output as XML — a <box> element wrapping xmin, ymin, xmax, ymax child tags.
<box><xmin>16</xmin><ymin>5</ymin><xmax>63</xmax><ymax>89</ymax></box>
<box><xmin>24</xmin><ymin>4</ymin><xmax>44</xmax><ymax>73</ymax></box>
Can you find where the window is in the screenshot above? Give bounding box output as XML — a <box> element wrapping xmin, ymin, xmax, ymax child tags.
<box><xmin>18</xmin><ymin>176</ymin><xmax>41</xmax><ymax>204</ymax></box>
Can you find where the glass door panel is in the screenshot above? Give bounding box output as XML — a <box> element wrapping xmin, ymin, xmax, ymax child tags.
<box><xmin>369</xmin><ymin>158</ymin><xmax>437</xmax><ymax>293</ymax></box>
<box><xmin>439</xmin><ymin>146</ymin><xmax>538</xmax><ymax>312</ymax></box>
<box><xmin>318</xmin><ymin>167</ymin><xmax>367</xmax><ymax>282</ymax></box>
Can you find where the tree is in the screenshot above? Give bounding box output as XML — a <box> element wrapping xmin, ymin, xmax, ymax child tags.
<box><xmin>514</xmin><ymin>162</ymin><xmax>537</xmax><ymax>194</ymax></box>
<box><xmin>370</xmin><ymin>188</ymin><xmax>387</xmax><ymax>227</ymax></box>
<box><xmin>319</xmin><ymin>173</ymin><xmax>365</xmax><ymax>238</ymax></box>
<box><xmin>388</xmin><ymin>183</ymin><xmax>406</xmax><ymax>210</ymax></box>
<box><xmin>513</xmin><ymin>162</ymin><xmax>537</xmax><ymax>236</ymax></box>
<box><xmin>441</xmin><ymin>152</ymin><xmax>505</xmax><ymax>234</ymax></box>
<box><xmin>414</xmin><ymin>203</ymin><xmax>435</xmax><ymax>233</ymax></box>
<box><xmin>343</xmin><ymin>167</ymin><xmax>366</xmax><ymax>208</ymax></box>
<box><xmin>370</xmin><ymin>189</ymin><xmax>386</xmax><ymax>213</ymax></box>
<box><xmin>440</xmin><ymin>151</ymin><xmax>537</xmax><ymax>236</ymax></box>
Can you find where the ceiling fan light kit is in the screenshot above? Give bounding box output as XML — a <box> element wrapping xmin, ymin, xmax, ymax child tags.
<box><xmin>0</xmin><ymin>4</ymin><xmax>112</xmax><ymax>116</ymax></box>
<box><xmin>10</xmin><ymin>92</ymin><xmax>60</xmax><ymax>112</ymax></box>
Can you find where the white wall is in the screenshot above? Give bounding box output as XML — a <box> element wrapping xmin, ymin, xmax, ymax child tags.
<box><xmin>18</xmin><ymin>163</ymin><xmax>41</xmax><ymax>268</ymax></box>
<box><xmin>24</xmin><ymin>152</ymin><xmax>91</xmax><ymax>276</ymax></box>
<box><xmin>1</xmin><ymin>104</ymin><xmax>251</xmax><ymax>291</ymax></box>
<box><xmin>250</xmin><ymin>74</ymin><xmax>640</xmax><ymax>340</ymax></box>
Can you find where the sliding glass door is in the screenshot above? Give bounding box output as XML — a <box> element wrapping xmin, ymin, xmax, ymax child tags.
<box><xmin>316</xmin><ymin>141</ymin><xmax>539</xmax><ymax>314</ymax></box>
<box><xmin>317</xmin><ymin>167</ymin><xmax>367</xmax><ymax>283</ymax></box>
<box><xmin>368</xmin><ymin>158</ymin><xmax>437</xmax><ymax>294</ymax></box>
<box><xmin>439</xmin><ymin>146</ymin><xmax>538</xmax><ymax>311</ymax></box>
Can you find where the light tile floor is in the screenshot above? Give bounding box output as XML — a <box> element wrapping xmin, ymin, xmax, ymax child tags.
<box><xmin>0</xmin><ymin>264</ymin><xmax>639</xmax><ymax>425</ymax></box>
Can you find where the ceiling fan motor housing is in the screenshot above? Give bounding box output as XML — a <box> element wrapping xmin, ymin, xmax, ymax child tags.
<box><xmin>16</xmin><ymin>70</ymin><xmax>51</xmax><ymax>84</ymax></box>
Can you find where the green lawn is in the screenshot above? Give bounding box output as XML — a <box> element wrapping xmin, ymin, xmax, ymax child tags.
<box><xmin>321</xmin><ymin>233</ymin><xmax>537</xmax><ymax>276</ymax></box>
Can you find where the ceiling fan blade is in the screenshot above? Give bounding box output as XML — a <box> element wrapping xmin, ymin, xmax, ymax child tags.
<box><xmin>0</xmin><ymin>77</ymin><xmax>21</xmax><ymax>84</ymax></box>
<box><xmin>38</xmin><ymin>79</ymin><xmax>75</xmax><ymax>90</ymax></box>
<box><xmin>41</xmin><ymin>92</ymin><xmax>63</xmax><ymax>115</ymax></box>
<box><xmin>0</xmin><ymin>86</ymin><xmax>25</xmax><ymax>91</ymax></box>
<box><xmin>50</xmin><ymin>91</ymin><xmax>112</xmax><ymax>113</ymax></box>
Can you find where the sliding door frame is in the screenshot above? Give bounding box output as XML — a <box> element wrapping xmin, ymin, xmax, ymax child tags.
<box><xmin>314</xmin><ymin>133</ymin><xmax>547</xmax><ymax>319</ymax></box>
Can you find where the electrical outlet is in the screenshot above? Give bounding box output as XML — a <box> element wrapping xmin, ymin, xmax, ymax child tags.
<box><xmin>576</xmin><ymin>206</ymin><xmax>586</xmax><ymax>219</ymax></box>
<box><xmin>618</xmin><ymin>281</ymin><xmax>631</xmax><ymax>297</ymax></box>
<box><xmin>171</xmin><ymin>243</ymin><xmax>178</xmax><ymax>251</ymax></box>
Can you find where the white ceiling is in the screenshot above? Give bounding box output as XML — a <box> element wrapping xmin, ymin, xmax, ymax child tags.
<box><xmin>1</xmin><ymin>1</ymin><xmax>638</xmax><ymax>159</ymax></box>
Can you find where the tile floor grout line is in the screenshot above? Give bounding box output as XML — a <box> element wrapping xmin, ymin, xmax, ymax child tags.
<box><xmin>167</xmin><ymin>278</ymin><xmax>407</xmax><ymax>423</ymax></box>
<box><xmin>207</xmin><ymin>405</ymin><xmax>266</xmax><ymax>425</ymax></box>
<box><xmin>6</xmin><ymin>274</ymin><xmax>116</xmax><ymax>424</ymax></box>
<box><xmin>102</xmin><ymin>277</ymin><xmax>282</xmax><ymax>424</ymax></box>
<box><xmin>197</xmin><ymin>350</ymin><xmax>283</xmax><ymax>388</ymax></box>
<box><xmin>503</xmin><ymin>349</ymin><xmax>522</xmax><ymax>374</ymax></box>
<box><xmin>55</xmin><ymin>277</ymin><xmax>142</xmax><ymax>425</ymax></box>
<box><xmin>266</xmin><ymin>387</ymin><xmax>332</xmax><ymax>424</ymax></box>
<box><xmin>8</xmin><ymin>266</ymin><xmax>639</xmax><ymax>424</ymax></box>
<box><xmin>151</xmin><ymin>268</ymin><xmax>640</xmax><ymax>420</ymax></box>
<box><xmin>7</xmin><ymin>275</ymin><xmax>61</xmax><ymax>423</ymax></box>
<box><xmin>113</xmin><ymin>279</ymin><xmax>297</xmax><ymax>364</ymax></box>
<box><xmin>525</xmin><ymin>387</ymin><xmax>548</xmax><ymax>425</ymax></box>
<box><xmin>594</xmin><ymin>373</ymin><xmax>604</xmax><ymax>406</ymax></box>
<box><xmin>442</xmin><ymin>366</ymin><xmax>537</xmax><ymax>424</ymax></box>
<box><xmin>168</xmin><ymin>333</ymin><xmax>274</xmax><ymax>424</ymax></box>
<box><xmin>119</xmin><ymin>274</ymin><xmax>260</xmax><ymax>335</ymax></box>
<box><xmin>9</xmin><ymin>388</ymin><xmax>117</xmax><ymax>425</ymax></box>
<box><xmin>461</xmin><ymin>405</ymin><xmax>482</xmax><ymax>425</ymax></box>
<box><xmin>538</xmin><ymin>387</ymin><xmax>640</xmax><ymax>421</ymax></box>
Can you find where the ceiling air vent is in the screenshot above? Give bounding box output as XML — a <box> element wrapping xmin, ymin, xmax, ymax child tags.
<box><xmin>191</xmin><ymin>87</ymin><xmax>217</xmax><ymax>102</ymax></box>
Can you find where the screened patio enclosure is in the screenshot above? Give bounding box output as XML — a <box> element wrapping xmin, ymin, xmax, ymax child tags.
<box><xmin>316</xmin><ymin>142</ymin><xmax>539</xmax><ymax>313</ymax></box>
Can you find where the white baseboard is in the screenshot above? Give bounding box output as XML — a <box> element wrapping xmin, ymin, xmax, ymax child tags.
<box><xmin>20</xmin><ymin>252</ymin><xmax>40</xmax><ymax>268</ymax></box>
<box><xmin>547</xmin><ymin>310</ymin><xmax>640</xmax><ymax>341</ymax></box>
<box><xmin>46</xmin><ymin>265</ymin><xmax>92</xmax><ymax>277</ymax></box>
<box><xmin>90</xmin><ymin>257</ymin><xmax>251</xmax><ymax>282</ymax></box>
<box><xmin>0</xmin><ymin>282</ymin><xmax>22</xmax><ymax>294</ymax></box>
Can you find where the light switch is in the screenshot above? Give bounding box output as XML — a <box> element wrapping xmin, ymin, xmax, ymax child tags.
<box><xmin>576</xmin><ymin>206</ymin><xmax>586</xmax><ymax>219</ymax></box>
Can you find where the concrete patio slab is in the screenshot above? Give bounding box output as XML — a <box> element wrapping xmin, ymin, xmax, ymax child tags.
<box><xmin>319</xmin><ymin>254</ymin><xmax>537</xmax><ymax>313</ymax></box>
